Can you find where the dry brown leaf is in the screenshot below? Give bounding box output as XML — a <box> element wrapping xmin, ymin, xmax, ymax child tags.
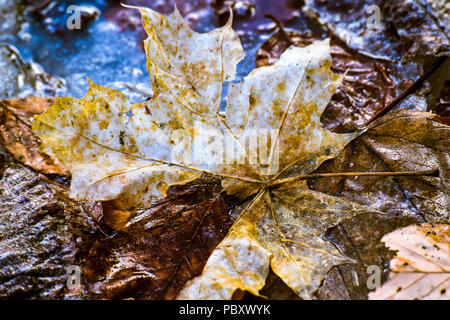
<box><xmin>0</xmin><ymin>97</ymin><xmax>69</xmax><ymax>176</ymax></box>
<box><xmin>369</xmin><ymin>224</ymin><xmax>450</xmax><ymax>300</ymax></box>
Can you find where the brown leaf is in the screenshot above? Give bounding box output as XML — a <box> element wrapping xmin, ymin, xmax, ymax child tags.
<box><xmin>0</xmin><ymin>97</ymin><xmax>69</xmax><ymax>176</ymax></box>
<box><xmin>256</xmin><ymin>29</ymin><xmax>397</xmax><ymax>132</ymax></box>
<box><xmin>309</xmin><ymin>109</ymin><xmax>450</xmax><ymax>299</ymax></box>
<box><xmin>369</xmin><ymin>224</ymin><xmax>450</xmax><ymax>300</ymax></box>
<box><xmin>304</xmin><ymin>0</ymin><xmax>449</xmax><ymax>61</ymax></box>
<box><xmin>83</xmin><ymin>178</ymin><xmax>234</xmax><ymax>300</ymax></box>
<box><xmin>312</xmin><ymin>109</ymin><xmax>449</xmax><ymax>223</ymax></box>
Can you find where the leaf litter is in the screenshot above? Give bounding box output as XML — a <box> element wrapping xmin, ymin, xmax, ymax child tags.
<box><xmin>1</xmin><ymin>3</ymin><xmax>444</xmax><ymax>300</ymax></box>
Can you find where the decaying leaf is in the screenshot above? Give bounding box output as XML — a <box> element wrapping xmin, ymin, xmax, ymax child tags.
<box><xmin>0</xmin><ymin>97</ymin><xmax>69</xmax><ymax>176</ymax></box>
<box><xmin>256</xmin><ymin>28</ymin><xmax>397</xmax><ymax>132</ymax></box>
<box><xmin>309</xmin><ymin>109</ymin><xmax>450</xmax><ymax>299</ymax></box>
<box><xmin>179</xmin><ymin>183</ymin><xmax>378</xmax><ymax>299</ymax></box>
<box><xmin>84</xmin><ymin>178</ymin><xmax>233</xmax><ymax>299</ymax></box>
<box><xmin>369</xmin><ymin>224</ymin><xmax>450</xmax><ymax>300</ymax></box>
<box><xmin>304</xmin><ymin>0</ymin><xmax>450</xmax><ymax>61</ymax></box>
<box><xmin>381</xmin><ymin>0</ymin><xmax>450</xmax><ymax>59</ymax></box>
<box><xmin>303</xmin><ymin>0</ymin><xmax>450</xmax><ymax>122</ymax></box>
<box><xmin>32</xmin><ymin>6</ymin><xmax>402</xmax><ymax>300</ymax></box>
<box><xmin>312</xmin><ymin>109</ymin><xmax>450</xmax><ymax>224</ymax></box>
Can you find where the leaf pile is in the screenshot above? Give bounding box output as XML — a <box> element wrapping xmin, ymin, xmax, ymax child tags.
<box><xmin>28</xmin><ymin>4</ymin><xmax>450</xmax><ymax>300</ymax></box>
<box><xmin>31</xmin><ymin>5</ymin><xmax>383</xmax><ymax>299</ymax></box>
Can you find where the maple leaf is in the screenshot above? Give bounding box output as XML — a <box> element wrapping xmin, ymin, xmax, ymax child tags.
<box><xmin>32</xmin><ymin>6</ymin><xmax>380</xmax><ymax>299</ymax></box>
<box><xmin>369</xmin><ymin>224</ymin><xmax>450</xmax><ymax>300</ymax></box>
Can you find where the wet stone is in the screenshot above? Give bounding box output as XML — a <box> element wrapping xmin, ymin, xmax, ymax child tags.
<box><xmin>0</xmin><ymin>150</ymin><xmax>99</xmax><ymax>299</ymax></box>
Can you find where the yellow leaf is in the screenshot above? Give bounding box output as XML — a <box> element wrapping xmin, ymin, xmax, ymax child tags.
<box><xmin>32</xmin><ymin>6</ymin><xmax>379</xmax><ymax>299</ymax></box>
<box><xmin>369</xmin><ymin>224</ymin><xmax>450</xmax><ymax>300</ymax></box>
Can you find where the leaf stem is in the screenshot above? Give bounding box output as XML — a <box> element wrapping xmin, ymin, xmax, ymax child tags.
<box><xmin>267</xmin><ymin>169</ymin><xmax>439</xmax><ymax>187</ymax></box>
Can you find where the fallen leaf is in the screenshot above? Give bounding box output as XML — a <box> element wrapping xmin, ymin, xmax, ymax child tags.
<box><xmin>303</xmin><ymin>0</ymin><xmax>449</xmax><ymax>119</ymax></box>
<box><xmin>33</xmin><ymin>6</ymin><xmax>381</xmax><ymax>300</ymax></box>
<box><xmin>105</xmin><ymin>0</ymin><xmax>218</xmax><ymax>53</ymax></box>
<box><xmin>304</xmin><ymin>0</ymin><xmax>449</xmax><ymax>61</ymax></box>
<box><xmin>369</xmin><ymin>224</ymin><xmax>450</xmax><ymax>300</ymax></box>
<box><xmin>311</xmin><ymin>109</ymin><xmax>450</xmax><ymax>224</ymax></box>
<box><xmin>309</xmin><ymin>109</ymin><xmax>450</xmax><ymax>299</ymax></box>
<box><xmin>0</xmin><ymin>97</ymin><xmax>69</xmax><ymax>176</ymax></box>
<box><xmin>256</xmin><ymin>28</ymin><xmax>397</xmax><ymax>132</ymax></box>
<box><xmin>84</xmin><ymin>178</ymin><xmax>234</xmax><ymax>299</ymax></box>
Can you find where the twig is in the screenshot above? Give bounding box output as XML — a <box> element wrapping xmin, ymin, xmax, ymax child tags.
<box><xmin>267</xmin><ymin>169</ymin><xmax>439</xmax><ymax>187</ymax></box>
<box><xmin>365</xmin><ymin>56</ymin><xmax>448</xmax><ymax>126</ymax></box>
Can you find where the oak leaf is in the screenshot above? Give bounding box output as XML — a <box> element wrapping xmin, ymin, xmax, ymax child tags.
<box><xmin>369</xmin><ymin>224</ymin><xmax>450</xmax><ymax>300</ymax></box>
<box><xmin>33</xmin><ymin>6</ymin><xmax>379</xmax><ymax>299</ymax></box>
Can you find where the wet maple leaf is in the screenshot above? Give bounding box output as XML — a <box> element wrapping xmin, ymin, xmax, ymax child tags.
<box><xmin>32</xmin><ymin>6</ymin><xmax>380</xmax><ymax>299</ymax></box>
<box><xmin>310</xmin><ymin>109</ymin><xmax>450</xmax><ymax>299</ymax></box>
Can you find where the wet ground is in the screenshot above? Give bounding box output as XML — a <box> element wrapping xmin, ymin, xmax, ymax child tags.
<box><xmin>0</xmin><ymin>0</ymin><xmax>305</xmax><ymax>104</ymax></box>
